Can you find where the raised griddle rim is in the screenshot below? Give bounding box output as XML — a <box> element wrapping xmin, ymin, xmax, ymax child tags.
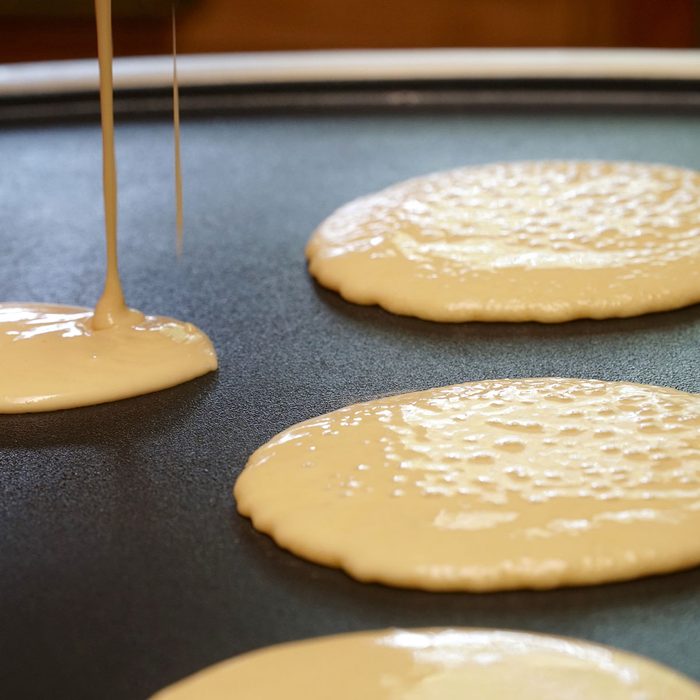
<box><xmin>3</xmin><ymin>49</ymin><xmax>700</xmax><ymax>95</ymax></box>
<box><xmin>2</xmin><ymin>77</ymin><xmax>700</xmax><ymax>124</ymax></box>
<box><xmin>2</xmin><ymin>48</ymin><xmax>700</xmax><ymax>123</ymax></box>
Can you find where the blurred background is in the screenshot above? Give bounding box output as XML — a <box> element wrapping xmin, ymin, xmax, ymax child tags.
<box><xmin>0</xmin><ymin>0</ymin><xmax>698</xmax><ymax>64</ymax></box>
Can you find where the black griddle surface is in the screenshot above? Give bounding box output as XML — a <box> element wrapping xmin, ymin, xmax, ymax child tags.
<box><xmin>1</xmin><ymin>90</ymin><xmax>699</xmax><ymax>699</ymax></box>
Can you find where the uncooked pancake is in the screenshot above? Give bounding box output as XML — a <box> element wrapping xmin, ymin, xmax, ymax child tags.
<box><xmin>306</xmin><ymin>161</ymin><xmax>700</xmax><ymax>322</ymax></box>
<box><xmin>0</xmin><ymin>304</ymin><xmax>216</xmax><ymax>413</ymax></box>
<box><xmin>151</xmin><ymin>628</ymin><xmax>700</xmax><ymax>699</ymax></box>
<box><xmin>235</xmin><ymin>378</ymin><xmax>700</xmax><ymax>591</ymax></box>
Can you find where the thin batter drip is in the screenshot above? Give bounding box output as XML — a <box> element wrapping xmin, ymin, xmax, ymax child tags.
<box><xmin>235</xmin><ymin>378</ymin><xmax>700</xmax><ymax>591</ymax></box>
<box><xmin>151</xmin><ymin>628</ymin><xmax>700</xmax><ymax>699</ymax></box>
<box><xmin>172</xmin><ymin>6</ymin><xmax>184</xmax><ymax>257</ymax></box>
<box><xmin>0</xmin><ymin>0</ymin><xmax>217</xmax><ymax>413</ymax></box>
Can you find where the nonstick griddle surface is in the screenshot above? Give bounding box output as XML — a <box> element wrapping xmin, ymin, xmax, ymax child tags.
<box><xmin>1</xmin><ymin>86</ymin><xmax>699</xmax><ymax>699</ymax></box>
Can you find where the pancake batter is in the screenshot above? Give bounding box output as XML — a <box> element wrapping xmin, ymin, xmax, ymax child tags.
<box><xmin>307</xmin><ymin>161</ymin><xmax>700</xmax><ymax>322</ymax></box>
<box><xmin>151</xmin><ymin>628</ymin><xmax>700</xmax><ymax>699</ymax></box>
<box><xmin>0</xmin><ymin>0</ymin><xmax>216</xmax><ymax>413</ymax></box>
<box><xmin>235</xmin><ymin>378</ymin><xmax>700</xmax><ymax>591</ymax></box>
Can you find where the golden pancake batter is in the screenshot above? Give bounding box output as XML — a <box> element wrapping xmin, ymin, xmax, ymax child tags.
<box><xmin>0</xmin><ymin>0</ymin><xmax>216</xmax><ymax>413</ymax></box>
<box><xmin>236</xmin><ymin>378</ymin><xmax>700</xmax><ymax>591</ymax></box>
<box><xmin>307</xmin><ymin>161</ymin><xmax>700</xmax><ymax>322</ymax></box>
<box><xmin>151</xmin><ymin>628</ymin><xmax>700</xmax><ymax>699</ymax></box>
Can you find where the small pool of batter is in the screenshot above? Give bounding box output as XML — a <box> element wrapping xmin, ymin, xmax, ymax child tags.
<box><xmin>0</xmin><ymin>0</ymin><xmax>217</xmax><ymax>413</ymax></box>
<box><xmin>151</xmin><ymin>628</ymin><xmax>700</xmax><ymax>699</ymax></box>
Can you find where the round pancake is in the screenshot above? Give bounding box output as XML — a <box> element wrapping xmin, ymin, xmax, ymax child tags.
<box><xmin>307</xmin><ymin>161</ymin><xmax>700</xmax><ymax>322</ymax></box>
<box><xmin>235</xmin><ymin>378</ymin><xmax>700</xmax><ymax>591</ymax></box>
<box><xmin>151</xmin><ymin>628</ymin><xmax>700</xmax><ymax>699</ymax></box>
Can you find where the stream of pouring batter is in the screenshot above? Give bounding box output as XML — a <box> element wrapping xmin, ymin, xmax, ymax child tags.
<box><xmin>93</xmin><ymin>0</ymin><xmax>127</xmax><ymax>329</ymax></box>
<box><xmin>0</xmin><ymin>0</ymin><xmax>217</xmax><ymax>413</ymax></box>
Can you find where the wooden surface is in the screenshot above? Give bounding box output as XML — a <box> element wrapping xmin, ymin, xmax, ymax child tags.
<box><xmin>0</xmin><ymin>0</ymin><xmax>697</xmax><ymax>63</ymax></box>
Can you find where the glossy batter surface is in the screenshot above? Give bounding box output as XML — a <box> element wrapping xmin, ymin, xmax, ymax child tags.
<box><xmin>0</xmin><ymin>303</ymin><xmax>217</xmax><ymax>413</ymax></box>
<box><xmin>152</xmin><ymin>628</ymin><xmax>700</xmax><ymax>699</ymax></box>
<box><xmin>235</xmin><ymin>378</ymin><xmax>700</xmax><ymax>591</ymax></box>
<box><xmin>307</xmin><ymin>161</ymin><xmax>700</xmax><ymax>322</ymax></box>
